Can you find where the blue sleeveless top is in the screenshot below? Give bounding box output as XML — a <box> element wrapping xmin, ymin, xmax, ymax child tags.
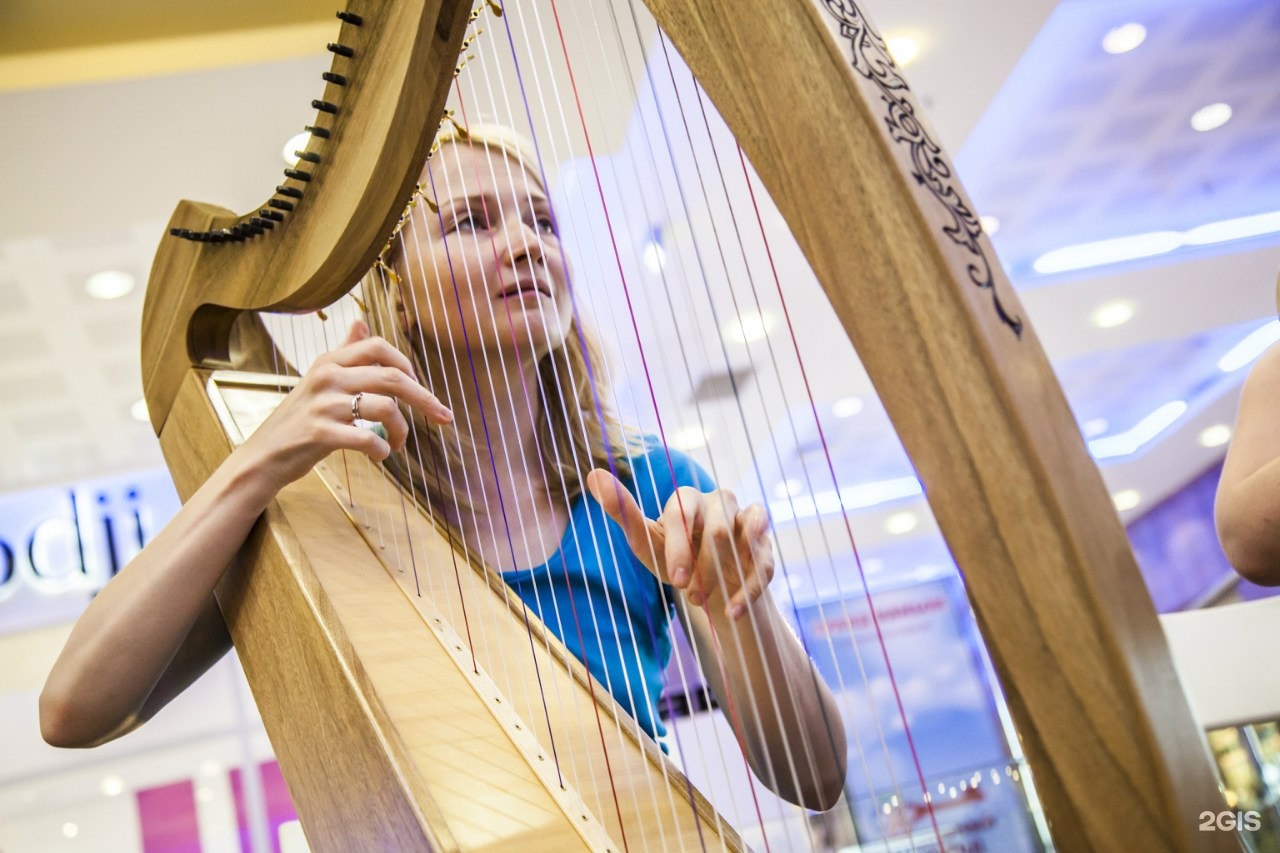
<box><xmin>500</xmin><ymin>444</ymin><xmax>715</xmax><ymax>739</ymax></box>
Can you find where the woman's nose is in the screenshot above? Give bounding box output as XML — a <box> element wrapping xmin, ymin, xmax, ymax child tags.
<box><xmin>500</xmin><ymin>219</ymin><xmax>543</xmax><ymax>267</ymax></box>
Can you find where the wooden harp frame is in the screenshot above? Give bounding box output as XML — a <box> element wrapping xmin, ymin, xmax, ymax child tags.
<box><xmin>140</xmin><ymin>1</ymin><xmax>1236</xmax><ymax>851</ymax></box>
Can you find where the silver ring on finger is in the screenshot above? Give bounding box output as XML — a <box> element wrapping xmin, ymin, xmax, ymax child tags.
<box><xmin>351</xmin><ymin>392</ymin><xmax>364</xmax><ymax>424</ymax></box>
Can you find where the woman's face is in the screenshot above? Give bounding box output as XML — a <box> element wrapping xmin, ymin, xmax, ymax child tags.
<box><xmin>393</xmin><ymin>140</ymin><xmax>572</xmax><ymax>360</ymax></box>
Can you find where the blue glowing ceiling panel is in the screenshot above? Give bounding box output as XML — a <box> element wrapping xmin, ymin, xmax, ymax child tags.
<box><xmin>957</xmin><ymin>0</ymin><xmax>1280</xmax><ymax>281</ymax></box>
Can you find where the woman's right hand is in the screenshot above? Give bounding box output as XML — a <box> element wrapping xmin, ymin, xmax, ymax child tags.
<box><xmin>237</xmin><ymin>319</ymin><xmax>453</xmax><ymax>495</ymax></box>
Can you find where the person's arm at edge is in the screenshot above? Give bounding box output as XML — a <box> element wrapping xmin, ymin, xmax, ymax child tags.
<box><xmin>1216</xmin><ymin>340</ymin><xmax>1280</xmax><ymax>586</ymax></box>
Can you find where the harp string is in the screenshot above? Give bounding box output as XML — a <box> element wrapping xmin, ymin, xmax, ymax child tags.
<box><xmin>581</xmin><ymin>12</ymin><xmax>834</xmax><ymax>836</ymax></box>
<box><xmin>545</xmin><ymin>12</ymin><xmax>817</xmax><ymax>848</ymax></box>
<box><xmin>478</xmin><ymin>5</ymin><xmax>721</xmax><ymax>845</ymax></box>
<box><xmin>453</xmin><ymin>65</ymin><xmax>672</xmax><ymax>847</ymax></box>
<box><xmin>638</xmin><ymin>31</ymin><xmax>886</xmax><ymax>842</ymax></box>
<box><xmin>530</xmin><ymin>0</ymin><xmax>797</xmax><ymax>844</ymax></box>
<box><xmin>447</xmin><ymin>48</ymin><xmax>673</xmax><ymax>843</ymax></box>
<box><xmin>465</xmin><ymin>20</ymin><xmax>642</xmax><ymax>823</ymax></box>
<box><xmin>639</xmin><ymin>17</ymin><xmax>940</xmax><ymax>846</ymax></box>
<box><xmin>495</xmin><ymin>1</ymin><xmax>755</xmax><ymax>842</ymax></box>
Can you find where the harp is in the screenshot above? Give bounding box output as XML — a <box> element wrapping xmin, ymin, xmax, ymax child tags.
<box><xmin>139</xmin><ymin>1</ymin><xmax>1236</xmax><ymax>851</ymax></box>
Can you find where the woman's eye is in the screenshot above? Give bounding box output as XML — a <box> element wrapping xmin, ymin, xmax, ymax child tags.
<box><xmin>536</xmin><ymin>216</ymin><xmax>557</xmax><ymax>236</ymax></box>
<box><xmin>454</xmin><ymin>212</ymin><xmax>486</xmax><ymax>232</ymax></box>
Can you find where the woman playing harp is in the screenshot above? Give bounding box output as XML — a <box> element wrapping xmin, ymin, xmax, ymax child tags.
<box><xmin>39</xmin><ymin>122</ymin><xmax>848</xmax><ymax>812</ymax></box>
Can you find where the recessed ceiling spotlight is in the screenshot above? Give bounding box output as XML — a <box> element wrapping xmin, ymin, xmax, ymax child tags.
<box><xmin>86</xmin><ymin>270</ymin><xmax>135</xmax><ymax>300</ymax></box>
<box><xmin>1090</xmin><ymin>299</ymin><xmax>1136</xmax><ymax>329</ymax></box>
<box><xmin>63</xmin><ymin>823</ymin><xmax>79</xmax><ymax>839</ymax></box>
<box><xmin>885</xmin><ymin>511</ymin><xmax>918</xmax><ymax>535</ymax></box>
<box><xmin>199</xmin><ymin>759</ymin><xmax>223</xmax><ymax>778</ymax></box>
<box><xmin>1190</xmin><ymin>102</ymin><xmax>1232</xmax><ymax>132</ymax></box>
<box><xmin>722</xmin><ymin>310</ymin><xmax>775</xmax><ymax>344</ymax></box>
<box><xmin>1112</xmin><ymin>489</ymin><xmax>1141</xmax><ymax>512</ymax></box>
<box><xmin>832</xmin><ymin>396</ymin><xmax>864</xmax><ymax>418</ymax></box>
<box><xmin>885</xmin><ymin>36</ymin><xmax>921</xmax><ymax>67</ymax></box>
<box><xmin>640</xmin><ymin>240</ymin><xmax>667</xmax><ymax>273</ymax></box>
<box><xmin>669</xmin><ymin>424</ymin><xmax>708</xmax><ymax>451</ymax></box>
<box><xmin>1198</xmin><ymin>424</ymin><xmax>1232</xmax><ymax>448</ymax></box>
<box><xmin>773</xmin><ymin>478</ymin><xmax>804</xmax><ymax>499</ymax></box>
<box><xmin>979</xmin><ymin>215</ymin><xmax>1000</xmax><ymax>235</ymax></box>
<box><xmin>1102</xmin><ymin>23</ymin><xmax>1147</xmax><ymax>54</ymax></box>
<box><xmin>101</xmin><ymin>775</ymin><xmax>124</xmax><ymax>797</ymax></box>
<box><xmin>130</xmin><ymin>399</ymin><xmax>150</xmax><ymax>423</ymax></box>
<box><xmin>281</xmin><ymin>130</ymin><xmax>311</xmax><ymax>167</ymax></box>
<box><xmin>1082</xmin><ymin>417</ymin><xmax>1109</xmax><ymax>438</ymax></box>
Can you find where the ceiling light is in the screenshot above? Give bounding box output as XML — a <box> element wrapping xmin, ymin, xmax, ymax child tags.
<box><xmin>1198</xmin><ymin>424</ymin><xmax>1232</xmax><ymax>448</ymax></box>
<box><xmin>669</xmin><ymin>424</ymin><xmax>708</xmax><ymax>450</ymax></box>
<box><xmin>640</xmin><ymin>240</ymin><xmax>667</xmax><ymax>273</ymax></box>
<box><xmin>130</xmin><ymin>399</ymin><xmax>150</xmax><ymax>423</ymax></box>
<box><xmin>1219</xmin><ymin>321</ymin><xmax>1280</xmax><ymax>372</ymax></box>
<box><xmin>979</xmin><ymin>215</ymin><xmax>1000</xmax><ymax>235</ymax></box>
<box><xmin>101</xmin><ymin>775</ymin><xmax>124</xmax><ymax>797</ymax></box>
<box><xmin>63</xmin><ymin>823</ymin><xmax>79</xmax><ymax>839</ymax></box>
<box><xmin>199</xmin><ymin>759</ymin><xmax>223</xmax><ymax>778</ymax></box>
<box><xmin>722</xmin><ymin>310</ymin><xmax>775</xmax><ymax>344</ymax></box>
<box><xmin>1033</xmin><ymin>210</ymin><xmax>1280</xmax><ymax>275</ymax></box>
<box><xmin>1190</xmin><ymin>102</ymin><xmax>1232</xmax><ymax>132</ymax></box>
<box><xmin>1033</xmin><ymin>232</ymin><xmax>1183</xmax><ymax>275</ymax></box>
<box><xmin>1186</xmin><ymin>210</ymin><xmax>1280</xmax><ymax>246</ymax></box>
<box><xmin>832</xmin><ymin>396</ymin><xmax>864</xmax><ymax>418</ymax></box>
<box><xmin>1090</xmin><ymin>299</ymin><xmax>1136</xmax><ymax>329</ymax></box>
<box><xmin>767</xmin><ymin>476</ymin><xmax>922</xmax><ymax>523</ymax></box>
<box><xmin>885</xmin><ymin>36</ymin><xmax>921</xmax><ymax>67</ymax></box>
<box><xmin>281</xmin><ymin>131</ymin><xmax>311</xmax><ymax>167</ymax></box>
<box><xmin>86</xmin><ymin>270</ymin><xmax>135</xmax><ymax>300</ymax></box>
<box><xmin>1112</xmin><ymin>489</ymin><xmax>1141</xmax><ymax>512</ymax></box>
<box><xmin>773</xmin><ymin>478</ymin><xmax>804</xmax><ymax>499</ymax></box>
<box><xmin>885</xmin><ymin>511</ymin><xmax>918</xmax><ymax>535</ymax></box>
<box><xmin>1082</xmin><ymin>417</ymin><xmax>1109</xmax><ymax>438</ymax></box>
<box><xmin>1088</xmin><ymin>401</ymin><xmax>1187</xmax><ymax>459</ymax></box>
<box><xmin>1102</xmin><ymin>23</ymin><xmax>1147</xmax><ymax>54</ymax></box>
<box><xmin>196</xmin><ymin>786</ymin><xmax>215</xmax><ymax>803</ymax></box>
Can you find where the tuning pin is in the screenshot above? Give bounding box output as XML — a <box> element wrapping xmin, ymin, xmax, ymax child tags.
<box><xmin>250</xmin><ymin>217</ymin><xmax>273</xmax><ymax>230</ymax></box>
<box><xmin>276</xmin><ymin>185</ymin><xmax>304</xmax><ymax>199</ymax></box>
<box><xmin>327</xmin><ymin>43</ymin><xmax>355</xmax><ymax>58</ymax></box>
<box><xmin>322</xmin><ymin>72</ymin><xmax>348</xmax><ymax>86</ymax></box>
<box><xmin>311</xmin><ymin>99</ymin><xmax>340</xmax><ymax>115</ymax></box>
<box><xmin>294</xmin><ymin>150</ymin><xmax>321</xmax><ymax>164</ymax></box>
<box><xmin>336</xmin><ymin>11</ymin><xmax>364</xmax><ymax>25</ymax></box>
<box><xmin>304</xmin><ymin>124</ymin><xmax>331</xmax><ymax>139</ymax></box>
<box><xmin>283</xmin><ymin>168</ymin><xmax>312</xmax><ymax>182</ymax></box>
<box><xmin>268</xmin><ymin>199</ymin><xmax>295</xmax><ymax>212</ymax></box>
<box><xmin>259</xmin><ymin>209</ymin><xmax>285</xmax><ymax>222</ymax></box>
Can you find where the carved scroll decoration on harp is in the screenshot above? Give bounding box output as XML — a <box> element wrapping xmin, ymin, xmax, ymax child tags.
<box><xmin>140</xmin><ymin>1</ymin><xmax>1235</xmax><ymax>852</ymax></box>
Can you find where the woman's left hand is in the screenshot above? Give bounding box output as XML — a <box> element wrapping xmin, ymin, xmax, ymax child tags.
<box><xmin>586</xmin><ymin>469</ymin><xmax>775</xmax><ymax>621</ymax></box>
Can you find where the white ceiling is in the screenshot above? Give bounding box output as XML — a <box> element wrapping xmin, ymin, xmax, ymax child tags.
<box><xmin>1</xmin><ymin>0</ymin><xmax>1278</xmax><ymax>585</ymax></box>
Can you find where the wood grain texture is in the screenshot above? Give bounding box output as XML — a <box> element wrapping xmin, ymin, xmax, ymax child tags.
<box><xmin>639</xmin><ymin>1</ymin><xmax>1235</xmax><ymax>850</ymax></box>
<box><xmin>141</xmin><ymin>0</ymin><xmax>472</xmax><ymax>435</ymax></box>
<box><xmin>164</xmin><ymin>370</ymin><xmax>602</xmax><ymax>852</ymax></box>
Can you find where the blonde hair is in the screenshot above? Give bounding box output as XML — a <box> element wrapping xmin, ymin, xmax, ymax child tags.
<box><xmin>364</xmin><ymin>123</ymin><xmax>639</xmax><ymax>522</ymax></box>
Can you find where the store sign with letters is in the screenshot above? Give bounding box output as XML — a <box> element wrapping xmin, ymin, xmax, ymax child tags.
<box><xmin>0</xmin><ymin>469</ymin><xmax>180</xmax><ymax>635</ymax></box>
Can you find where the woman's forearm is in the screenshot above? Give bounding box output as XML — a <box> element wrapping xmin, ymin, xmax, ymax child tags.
<box><xmin>39</xmin><ymin>445</ymin><xmax>276</xmax><ymax>747</ymax></box>
<box><xmin>683</xmin><ymin>592</ymin><xmax>848</xmax><ymax>810</ymax></box>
